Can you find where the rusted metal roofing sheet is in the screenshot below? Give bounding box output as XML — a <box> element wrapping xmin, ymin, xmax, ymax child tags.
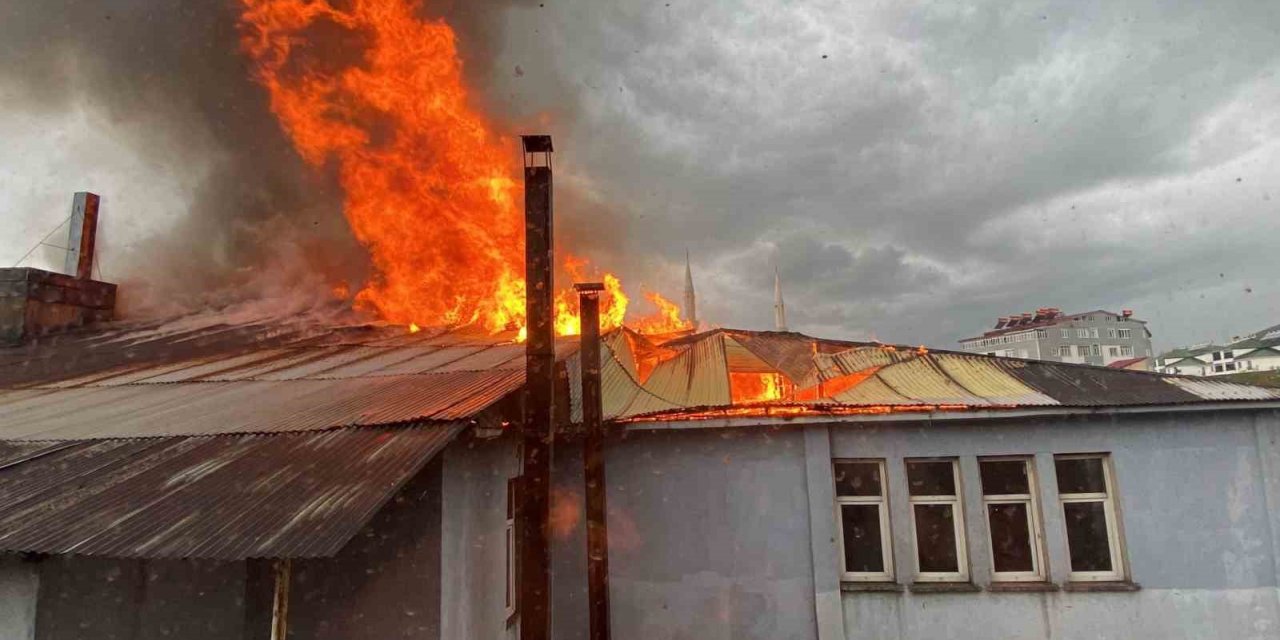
<box><xmin>642</xmin><ymin>332</ymin><xmax>731</xmax><ymax>408</ymax></box>
<box><xmin>0</xmin><ymin>424</ymin><xmax>462</xmax><ymax>559</ymax></box>
<box><xmin>0</xmin><ymin>370</ymin><xmax>523</xmax><ymax>440</ymax></box>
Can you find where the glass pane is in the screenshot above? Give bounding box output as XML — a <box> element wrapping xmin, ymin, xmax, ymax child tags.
<box><xmin>914</xmin><ymin>504</ymin><xmax>959</xmax><ymax>572</ymax></box>
<box><xmin>834</xmin><ymin>462</ymin><xmax>882</xmax><ymax>497</ymax></box>
<box><xmin>840</xmin><ymin>504</ymin><xmax>885</xmax><ymax>573</ymax></box>
<box><xmin>906</xmin><ymin>460</ymin><xmax>955</xmax><ymax>496</ymax></box>
<box><xmin>1063</xmin><ymin>501</ymin><xmax>1113</xmax><ymax>572</ymax></box>
<box><xmin>980</xmin><ymin>460</ymin><xmax>1029</xmax><ymax>495</ymax></box>
<box><xmin>1056</xmin><ymin>457</ymin><xmax>1107</xmax><ymax>494</ymax></box>
<box><xmin>988</xmin><ymin>503</ymin><xmax>1034</xmax><ymax>573</ymax></box>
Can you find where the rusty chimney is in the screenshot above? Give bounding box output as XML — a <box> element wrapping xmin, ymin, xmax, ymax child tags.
<box><xmin>1</xmin><ymin>192</ymin><xmax>116</xmax><ymax>344</ymax></box>
<box><xmin>519</xmin><ymin>134</ymin><xmax>555</xmax><ymax>640</ymax></box>
<box><xmin>574</xmin><ymin>281</ymin><xmax>611</xmax><ymax>640</ymax></box>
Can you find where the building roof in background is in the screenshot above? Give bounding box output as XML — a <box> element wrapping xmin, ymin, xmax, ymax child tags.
<box><xmin>961</xmin><ymin>309</ymin><xmax>1145</xmax><ymax>342</ymax></box>
<box><xmin>1106</xmin><ymin>357</ymin><xmax>1149</xmax><ymax>369</ymax></box>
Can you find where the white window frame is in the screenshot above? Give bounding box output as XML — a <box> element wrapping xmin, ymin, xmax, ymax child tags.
<box><xmin>1090</xmin><ymin>328</ymin><xmax>1100</xmax><ymax>339</ymax></box>
<box><xmin>980</xmin><ymin>457</ymin><xmax>1047</xmax><ymax>582</ymax></box>
<box><xmin>504</xmin><ymin>478</ymin><xmax>517</xmax><ymax>619</ymax></box>
<box><xmin>1107</xmin><ymin>328</ymin><xmax>1117</xmax><ymax>338</ymax></box>
<box><xmin>1058</xmin><ymin>345</ymin><xmax>1071</xmax><ymax>357</ymax></box>
<box><xmin>834</xmin><ymin>459</ymin><xmax>894</xmax><ymax>582</ymax></box>
<box><xmin>1076</xmin><ymin>328</ymin><xmax>1089</xmax><ymax>338</ymax></box>
<box><xmin>1061</xmin><ymin>329</ymin><xmax>1071</xmax><ymax>339</ymax></box>
<box><xmin>907</xmin><ymin>458</ymin><xmax>969</xmax><ymax>583</ymax></box>
<box><xmin>1118</xmin><ymin>328</ymin><xmax>1132</xmax><ymax>339</ymax></box>
<box><xmin>1056</xmin><ymin>454</ymin><xmax>1126</xmax><ymax>582</ymax></box>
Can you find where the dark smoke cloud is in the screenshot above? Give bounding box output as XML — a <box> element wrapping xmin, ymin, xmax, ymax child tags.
<box><xmin>0</xmin><ymin>0</ymin><xmax>367</xmax><ymax>316</ymax></box>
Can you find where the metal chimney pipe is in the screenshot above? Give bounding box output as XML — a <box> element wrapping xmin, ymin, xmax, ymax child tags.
<box><xmin>574</xmin><ymin>282</ymin><xmax>611</xmax><ymax>640</ymax></box>
<box><xmin>64</xmin><ymin>192</ymin><xmax>100</xmax><ymax>280</ymax></box>
<box><xmin>519</xmin><ymin>134</ymin><xmax>555</xmax><ymax>640</ymax></box>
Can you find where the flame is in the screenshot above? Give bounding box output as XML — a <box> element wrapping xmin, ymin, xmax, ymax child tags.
<box><xmin>730</xmin><ymin>372</ymin><xmax>785</xmax><ymax>404</ymax></box>
<box><xmin>240</xmin><ymin>0</ymin><xmax>528</xmax><ymax>333</ymax></box>
<box><xmin>632</xmin><ymin>292</ymin><xmax>694</xmax><ymax>335</ymax></box>
<box><xmin>238</xmin><ymin>0</ymin><xmax>692</xmax><ymax>340</ymax></box>
<box><xmin>408</xmin><ymin>322</ymin><xmax>421</xmax><ymax>334</ymax></box>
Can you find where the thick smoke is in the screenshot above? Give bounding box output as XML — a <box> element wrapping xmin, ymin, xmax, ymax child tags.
<box><xmin>0</xmin><ymin>0</ymin><xmax>368</xmax><ymax>318</ymax></box>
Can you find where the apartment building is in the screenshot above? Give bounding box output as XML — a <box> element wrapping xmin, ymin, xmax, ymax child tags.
<box><xmin>1157</xmin><ymin>323</ymin><xmax>1280</xmax><ymax>376</ymax></box>
<box><xmin>958</xmin><ymin>308</ymin><xmax>1153</xmax><ymax>369</ymax></box>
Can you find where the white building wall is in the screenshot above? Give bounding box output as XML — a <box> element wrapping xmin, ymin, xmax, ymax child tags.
<box><xmin>0</xmin><ymin>556</ymin><xmax>37</xmax><ymax>640</ymax></box>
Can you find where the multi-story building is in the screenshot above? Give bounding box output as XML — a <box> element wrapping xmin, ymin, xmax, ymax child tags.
<box><xmin>1157</xmin><ymin>323</ymin><xmax>1280</xmax><ymax>376</ymax></box>
<box><xmin>958</xmin><ymin>308</ymin><xmax>1154</xmax><ymax>369</ymax></box>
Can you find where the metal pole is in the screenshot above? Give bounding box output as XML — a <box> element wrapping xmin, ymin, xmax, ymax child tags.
<box><xmin>520</xmin><ymin>135</ymin><xmax>555</xmax><ymax>640</ymax></box>
<box><xmin>575</xmin><ymin>282</ymin><xmax>611</xmax><ymax>640</ymax></box>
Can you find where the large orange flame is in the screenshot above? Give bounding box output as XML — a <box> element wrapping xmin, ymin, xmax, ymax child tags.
<box><xmin>238</xmin><ymin>0</ymin><xmax>689</xmax><ymax>338</ymax></box>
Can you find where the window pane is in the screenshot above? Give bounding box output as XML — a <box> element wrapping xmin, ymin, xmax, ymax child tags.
<box><xmin>914</xmin><ymin>504</ymin><xmax>959</xmax><ymax>572</ymax></box>
<box><xmin>906</xmin><ymin>460</ymin><xmax>955</xmax><ymax>496</ymax></box>
<box><xmin>980</xmin><ymin>460</ymin><xmax>1029</xmax><ymax>495</ymax></box>
<box><xmin>1063</xmin><ymin>501</ymin><xmax>1113</xmax><ymax>572</ymax></box>
<box><xmin>834</xmin><ymin>462</ymin><xmax>882</xmax><ymax>497</ymax></box>
<box><xmin>1056</xmin><ymin>457</ymin><xmax>1107</xmax><ymax>494</ymax></box>
<box><xmin>840</xmin><ymin>504</ymin><xmax>885</xmax><ymax>573</ymax></box>
<box><xmin>988</xmin><ymin>503</ymin><xmax>1034</xmax><ymax>573</ymax></box>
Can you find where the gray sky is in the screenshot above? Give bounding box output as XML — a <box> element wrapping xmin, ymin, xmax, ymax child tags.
<box><xmin>3</xmin><ymin>0</ymin><xmax>1279</xmax><ymax>351</ymax></box>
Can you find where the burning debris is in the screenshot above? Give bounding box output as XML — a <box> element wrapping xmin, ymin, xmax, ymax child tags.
<box><xmin>238</xmin><ymin>0</ymin><xmax>692</xmax><ymax>340</ymax></box>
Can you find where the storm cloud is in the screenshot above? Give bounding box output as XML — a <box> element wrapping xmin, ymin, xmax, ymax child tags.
<box><xmin>2</xmin><ymin>0</ymin><xmax>1278</xmax><ymax>350</ymax></box>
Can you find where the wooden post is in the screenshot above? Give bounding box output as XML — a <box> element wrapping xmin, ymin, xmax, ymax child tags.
<box><xmin>520</xmin><ymin>134</ymin><xmax>555</xmax><ymax>640</ymax></box>
<box><xmin>64</xmin><ymin>192</ymin><xmax>100</xmax><ymax>280</ymax></box>
<box><xmin>270</xmin><ymin>559</ymin><xmax>291</xmax><ymax>640</ymax></box>
<box><xmin>575</xmin><ymin>282</ymin><xmax>611</xmax><ymax>640</ymax></box>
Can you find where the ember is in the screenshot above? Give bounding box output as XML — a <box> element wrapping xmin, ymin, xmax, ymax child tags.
<box><xmin>237</xmin><ymin>0</ymin><xmax>689</xmax><ymax>339</ymax></box>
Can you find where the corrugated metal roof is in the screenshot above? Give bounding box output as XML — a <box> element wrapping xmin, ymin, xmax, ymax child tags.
<box><xmin>0</xmin><ymin>424</ymin><xmax>462</xmax><ymax>559</ymax></box>
<box><xmin>601</xmin><ymin>329</ymin><xmax>1280</xmax><ymax>421</ymax></box>
<box><xmin>0</xmin><ymin>370</ymin><xmax>523</xmax><ymax>440</ymax></box>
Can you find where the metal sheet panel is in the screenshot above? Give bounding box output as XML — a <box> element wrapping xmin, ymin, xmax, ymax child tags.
<box><xmin>874</xmin><ymin>357</ymin><xmax>990</xmax><ymax>405</ymax></box>
<box><xmin>0</xmin><ymin>424</ymin><xmax>462</xmax><ymax>559</ymax></box>
<box><xmin>0</xmin><ymin>370</ymin><xmax>523</xmax><ymax>440</ymax></box>
<box><xmin>1164</xmin><ymin>377</ymin><xmax>1280</xmax><ymax>401</ymax></box>
<box><xmin>934</xmin><ymin>355</ymin><xmax>1058</xmax><ymax>406</ymax></box>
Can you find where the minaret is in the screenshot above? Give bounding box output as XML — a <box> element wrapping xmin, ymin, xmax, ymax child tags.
<box><xmin>683</xmin><ymin>249</ymin><xmax>698</xmax><ymax>326</ymax></box>
<box><xmin>774</xmin><ymin>266</ymin><xmax>788</xmax><ymax>331</ymax></box>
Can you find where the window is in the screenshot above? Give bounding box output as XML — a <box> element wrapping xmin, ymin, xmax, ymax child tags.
<box><xmin>1076</xmin><ymin>328</ymin><xmax>1089</xmax><ymax>338</ymax></box>
<box><xmin>1061</xmin><ymin>329</ymin><xmax>1071</xmax><ymax>339</ymax></box>
<box><xmin>1118</xmin><ymin>329</ymin><xmax>1132</xmax><ymax>339</ymax></box>
<box><xmin>505</xmin><ymin>478</ymin><xmax>518</xmax><ymax>618</ymax></box>
<box><xmin>980</xmin><ymin>458</ymin><xmax>1046</xmax><ymax>581</ymax></box>
<box><xmin>1108</xmin><ymin>346</ymin><xmax>1119</xmax><ymax>357</ymax></box>
<box><xmin>834</xmin><ymin>460</ymin><xmax>893</xmax><ymax>581</ymax></box>
<box><xmin>906</xmin><ymin>459</ymin><xmax>968</xmax><ymax>581</ymax></box>
<box><xmin>1107</xmin><ymin>328</ymin><xmax>1117</xmax><ymax>338</ymax></box>
<box><xmin>1036</xmin><ymin>329</ymin><xmax>1048</xmax><ymax>339</ymax></box>
<box><xmin>1056</xmin><ymin>455</ymin><xmax>1126</xmax><ymax>581</ymax></box>
<box><xmin>1120</xmin><ymin>345</ymin><xmax>1133</xmax><ymax>357</ymax></box>
<box><xmin>1077</xmin><ymin>345</ymin><xmax>1089</xmax><ymax>357</ymax></box>
<box><xmin>1090</xmin><ymin>328</ymin><xmax>1099</xmax><ymax>338</ymax></box>
<box><xmin>1058</xmin><ymin>346</ymin><xmax>1071</xmax><ymax>357</ymax></box>
<box><xmin>1091</xmin><ymin>344</ymin><xmax>1101</xmax><ymax>356</ymax></box>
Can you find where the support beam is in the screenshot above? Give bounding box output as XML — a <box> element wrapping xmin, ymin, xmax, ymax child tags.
<box><xmin>64</xmin><ymin>192</ymin><xmax>100</xmax><ymax>280</ymax></box>
<box><xmin>575</xmin><ymin>282</ymin><xmax>611</xmax><ymax>640</ymax></box>
<box><xmin>520</xmin><ymin>134</ymin><xmax>555</xmax><ymax>640</ymax></box>
<box><xmin>270</xmin><ymin>559</ymin><xmax>291</xmax><ymax>640</ymax></box>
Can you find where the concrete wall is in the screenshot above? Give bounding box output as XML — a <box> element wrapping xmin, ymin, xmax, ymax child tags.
<box><xmin>825</xmin><ymin>410</ymin><xmax>1280</xmax><ymax>640</ymax></box>
<box><xmin>440</xmin><ymin>434</ymin><xmax>520</xmax><ymax>640</ymax></box>
<box><xmin>0</xmin><ymin>556</ymin><xmax>38</xmax><ymax>640</ymax></box>
<box><xmin>600</xmin><ymin>427</ymin><xmax>818</xmax><ymax>640</ymax></box>
<box><xmin>33</xmin><ymin>556</ymin><xmax>247</xmax><ymax>640</ymax></box>
<box><xmin>288</xmin><ymin>458</ymin><xmax>443</xmax><ymax>640</ymax></box>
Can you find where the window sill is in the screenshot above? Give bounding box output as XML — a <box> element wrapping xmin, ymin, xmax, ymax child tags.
<box><xmin>987</xmin><ymin>581</ymin><xmax>1059</xmax><ymax>593</ymax></box>
<box><xmin>1063</xmin><ymin>581</ymin><xmax>1140</xmax><ymax>593</ymax></box>
<box><xmin>841</xmin><ymin>581</ymin><xmax>904</xmax><ymax>593</ymax></box>
<box><xmin>908</xmin><ymin>582</ymin><xmax>980</xmax><ymax>594</ymax></box>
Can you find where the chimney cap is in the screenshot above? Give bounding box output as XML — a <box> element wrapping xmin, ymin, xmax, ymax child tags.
<box><xmin>573</xmin><ymin>282</ymin><xmax>605</xmax><ymax>293</ymax></box>
<box><xmin>521</xmin><ymin>135</ymin><xmax>554</xmax><ymax>153</ymax></box>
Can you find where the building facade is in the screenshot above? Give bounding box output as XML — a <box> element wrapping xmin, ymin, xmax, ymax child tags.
<box><xmin>959</xmin><ymin>309</ymin><xmax>1153</xmax><ymax>369</ymax></box>
<box><xmin>1158</xmin><ymin>324</ymin><xmax>1280</xmax><ymax>376</ymax></box>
